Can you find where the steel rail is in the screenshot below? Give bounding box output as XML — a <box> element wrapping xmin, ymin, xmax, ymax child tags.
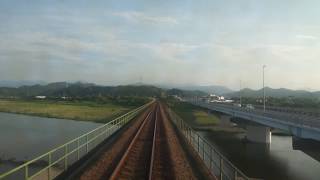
<box><xmin>148</xmin><ymin>105</ymin><xmax>158</xmax><ymax>180</ymax></box>
<box><xmin>109</xmin><ymin>105</ymin><xmax>155</xmax><ymax>179</ymax></box>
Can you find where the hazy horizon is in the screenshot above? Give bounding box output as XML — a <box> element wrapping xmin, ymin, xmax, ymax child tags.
<box><xmin>1</xmin><ymin>1</ymin><xmax>320</xmax><ymax>90</ymax></box>
<box><xmin>1</xmin><ymin>79</ymin><xmax>320</xmax><ymax>93</ymax></box>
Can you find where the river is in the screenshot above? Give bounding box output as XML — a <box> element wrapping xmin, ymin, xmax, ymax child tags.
<box><xmin>199</xmin><ymin>123</ymin><xmax>320</xmax><ymax>180</ymax></box>
<box><xmin>0</xmin><ymin>112</ymin><xmax>101</xmax><ymax>175</ymax></box>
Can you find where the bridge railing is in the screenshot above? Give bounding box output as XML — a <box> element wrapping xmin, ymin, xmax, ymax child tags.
<box><xmin>0</xmin><ymin>100</ymin><xmax>153</xmax><ymax>180</ymax></box>
<box><xmin>167</xmin><ymin>108</ymin><xmax>249</xmax><ymax>180</ymax></box>
<box><xmin>193</xmin><ymin>100</ymin><xmax>320</xmax><ymax>129</ymax></box>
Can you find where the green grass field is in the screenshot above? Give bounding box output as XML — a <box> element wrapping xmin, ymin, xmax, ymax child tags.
<box><xmin>167</xmin><ymin>99</ymin><xmax>219</xmax><ymax>127</ymax></box>
<box><xmin>167</xmin><ymin>99</ymin><xmax>245</xmax><ymax>133</ymax></box>
<box><xmin>193</xmin><ymin>110</ymin><xmax>219</xmax><ymax>125</ymax></box>
<box><xmin>0</xmin><ymin>99</ymin><xmax>132</xmax><ymax>123</ymax></box>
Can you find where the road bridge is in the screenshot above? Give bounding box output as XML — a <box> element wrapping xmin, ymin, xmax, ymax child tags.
<box><xmin>188</xmin><ymin>99</ymin><xmax>320</xmax><ymax>143</ymax></box>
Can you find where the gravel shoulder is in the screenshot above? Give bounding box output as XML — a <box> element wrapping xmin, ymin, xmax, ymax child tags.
<box><xmin>161</xmin><ymin>103</ymin><xmax>217</xmax><ymax>180</ymax></box>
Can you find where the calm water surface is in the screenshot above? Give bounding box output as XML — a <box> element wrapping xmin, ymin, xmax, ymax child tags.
<box><xmin>200</xmin><ymin>129</ymin><xmax>320</xmax><ymax>180</ymax></box>
<box><xmin>0</xmin><ymin>112</ymin><xmax>101</xmax><ymax>173</ymax></box>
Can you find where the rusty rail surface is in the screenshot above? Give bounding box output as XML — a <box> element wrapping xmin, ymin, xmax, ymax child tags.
<box><xmin>110</xmin><ymin>104</ymin><xmax>157</xmax><ymax>179</ymax></box>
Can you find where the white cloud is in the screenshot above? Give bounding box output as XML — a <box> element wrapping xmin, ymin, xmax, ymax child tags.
<box><xmin>2</xmin><ymin>1</ymin><xmax>320</xmax><ymax>90</ymax></box>
<box><xmin>295</xmin><ymin>34</ymin><xmax>318</xmax><ymax>40</ymax></box>
<box><xmin>112</xmin><ymin>11</ymin><xmax>178</xmax><ymax>25</ymax></box>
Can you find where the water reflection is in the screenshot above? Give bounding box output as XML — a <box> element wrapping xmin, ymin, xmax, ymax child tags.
<box><xmin>200</xmin><ymin>128</ymin><xmax>320</xmax><ymax>180</ymax></box>
<box><xmin>0</xmin><ymin>112</ymin><xmax>101</xmax><ymax>174</ymax></box>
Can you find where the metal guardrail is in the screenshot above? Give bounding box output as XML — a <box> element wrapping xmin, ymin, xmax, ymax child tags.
<box><xmin>0</xmin><ymin>101</ymin><xmax>153</xmax><ymax>180</ymax></box>
<box><xmin>167</xmin><ymin>108</ymin><xmax>249</xmax><ymax>180</ymax></box>
<box><xmin>193</xmin><ymin>101</ymin><xmax>320</xmax><ymax>130</ymax></box>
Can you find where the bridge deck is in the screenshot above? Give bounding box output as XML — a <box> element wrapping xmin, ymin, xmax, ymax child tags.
<box><xmin>191</xmin><ymin>100</ymin><xmax>320</xmax><ymax>140</ymax></box>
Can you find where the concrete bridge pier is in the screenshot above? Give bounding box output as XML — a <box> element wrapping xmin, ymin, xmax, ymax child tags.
<box><xmin>220</xmin><ymin>115</ymin><xmax>231</xmax><ymax>126</ymax></box>
<box><xmin>246</xmin><ymin>125</ymin><xmax>272</xmax><ymax>144</ymax></box>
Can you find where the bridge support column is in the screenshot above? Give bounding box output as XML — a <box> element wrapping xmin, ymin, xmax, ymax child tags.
<box><xmin>246</xmin><ymin>125</ymin><xmax>271</xmax><ymax>143</ymax></box>
<box><xmin>220</xmin><ymin>115</ymin><xmax>231</xmax><ymax>126</ymax></box>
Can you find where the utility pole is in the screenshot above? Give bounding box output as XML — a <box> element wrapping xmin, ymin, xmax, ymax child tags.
<box><xmin>240</xmin><ymin>80</ymin><xmax>242</xmax><ymax>106</ymax></box>
<box><xmin>263</xmin><ymin>65</ymin><xmax>266</xmax><ymax>112</ymax></box>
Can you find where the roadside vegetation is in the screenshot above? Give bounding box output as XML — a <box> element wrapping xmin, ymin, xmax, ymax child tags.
<box><xmin>165</xmin><ymin>97</ymin><xmax>245</xmax><ymax>133</ymax></box>
<box><xmin>0</xmin><ymin>97</ymin><xmax>149</xmax><ymax>123</ymax></box>
<box><xmin>165</xmin><ymin>97</ymin><xmax>219</xmax><ymax>127</ymax></box>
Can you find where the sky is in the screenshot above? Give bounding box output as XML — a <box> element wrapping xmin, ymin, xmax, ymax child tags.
<box><xmin>0</xmin><ymin>0</ymin><xmax>320</xmax><ymax>90</ymax></box>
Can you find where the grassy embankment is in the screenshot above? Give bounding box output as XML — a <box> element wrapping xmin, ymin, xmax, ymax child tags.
<box><xmin>166</xmin><ymin>98</ymin><xmax>244</xmax><ymax>133</ymax></box>
<box><xmin>0</xmin><ymin>99</ymin><xmax>136</xmax><ymax>123</ymax></box>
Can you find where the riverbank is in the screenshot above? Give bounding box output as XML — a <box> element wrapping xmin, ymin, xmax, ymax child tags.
<box><xmin>166</xmin><ymin>99</ymin><xmax>320</xmax><ymax>180</ymax></box>
<box><xmin>0</xmin><ymin>99</ymin><xmax>132</xmax><ymax>123</ymax></box>
<box><xmin>167</xmin><ymin>100</ymin><xmax>219</xmax><ymax>126</ymax></box>
<box><xmin>166</xmin><ymin>99</ymin><xmax>245</xmax><ymax>133</ymax></box>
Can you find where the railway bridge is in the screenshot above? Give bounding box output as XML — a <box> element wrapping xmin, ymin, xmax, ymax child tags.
<box><xmin>0</xmin><ymin>100</ymin><xmax>249</xmax><ymax>180</ymax></box>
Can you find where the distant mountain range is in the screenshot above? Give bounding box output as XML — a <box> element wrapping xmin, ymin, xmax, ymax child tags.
<box><xmin>0</xmin><ymin>80</ymin><xmax>47</xmax><ymax>88</ymax></box>
<box><xmin>1</xmin><ymin>81</ymin><xmax>319</xmax><ymax>99</ymax></box>
<box><xmin>149</xmin><ymin>84</ymin><xmax>234</xmax><ymax>95</ymax></box>
<box><xmin>0</xmin><ymin>82</ymin><xmax>204</xmax><ymax>98</ymax></box>
<box><xmin>166</xmin><ymin>88</ymin><xmax>207</xmax><ymax>97</ymax></box>
<box><xmin>0</xmin><ymin>81</ymin><xmax>235</xmax><ymax>95</ymax></box>
<box><xmin>179</xmin><ymin>85</ymin><xmax>234</xmax><ymax>95</ymax></box>
<box><xmin>225</xmin><ymin>87</ymin><xmax>320</xmax><ymax>99</ymax></box>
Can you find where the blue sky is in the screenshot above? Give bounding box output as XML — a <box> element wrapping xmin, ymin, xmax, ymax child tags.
<box><xmin>0</xmin><ymin>0</ymin><xmax>320</xmax><ymax>90</ymax></box>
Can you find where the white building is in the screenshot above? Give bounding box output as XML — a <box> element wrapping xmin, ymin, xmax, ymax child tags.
<box><xmin>35</xmin><ymin>96</ymin><xmax>46</xmax><ymax>99</ymax></box>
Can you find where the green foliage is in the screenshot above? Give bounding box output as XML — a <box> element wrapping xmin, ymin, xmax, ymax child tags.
<box><xmin>0</xmin><ymin>82</ymin><xmax>164</xmax><ymax>98</ymax></box>
<box><xmin>228</xmin><ymin>87</ymin><xmax>319</xmax><ymax>99</ymax></box>
<box><xmin>165</xmin><ymin>97</ymin><xmax>219</xmax><ymax>127</ymax></box>
<box><xmin>0</xmin><ymin>82</ymin><xmax>208</xmax><ymax>100</ymax></box>
<box><xmin>166</xmin><ymin>88</ymin><xmax>208</xmax><ymax>97</ymax></box>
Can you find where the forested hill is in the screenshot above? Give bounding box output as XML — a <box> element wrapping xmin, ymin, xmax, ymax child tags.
<box><xmin>225</xmin><ymin>87</ymin><xmax>320</xmax><ymax>99</ymax></box>
<box><xmin>0</xmin><ymin>82</ymin><xmax>206</xmax><ymax>98</ymax></box>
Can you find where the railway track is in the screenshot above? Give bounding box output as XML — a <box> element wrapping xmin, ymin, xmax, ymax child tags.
<box><xmin>77</xmin><ymin>104</ymin><xmax>156</xmax><ymax>180</ymax></box>
<box><xmin>76</xmin><ymin>101</ymin><xmax>214</xmax><ymax>180</ymax></box>
<box><xmin>110</xmin><ymin>103</ymin><xmax>168</xmax><ymax>179</ymax></box>
<box><xmin>149</xmin><ymin>104</ymin><xmax>175</xmax><ymax>179</ymax></box>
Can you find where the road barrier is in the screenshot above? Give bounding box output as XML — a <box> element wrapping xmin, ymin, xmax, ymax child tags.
<box><xmin>0</xmin><ymin>101</ymin><xmax>153</xmax><ymax>180</ymax></box>
<box><xmin>167</xmin><ymin>108</ymin><xmax>249</xmax><ymax>180</ymax></box>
